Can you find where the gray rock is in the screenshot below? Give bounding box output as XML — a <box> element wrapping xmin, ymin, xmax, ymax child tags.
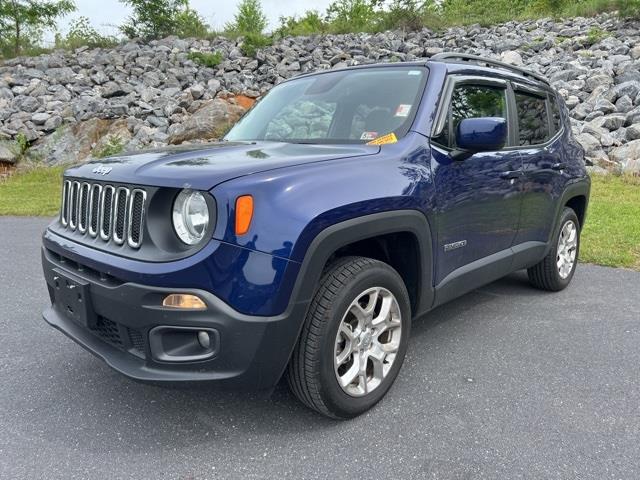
<box><xmin>626</xmin><ymin>124</ymin><xmax>640</xmax><ymax>141</ymax></box>
<box><xmin>31</xmin><ymin>112</ymin><xmax>51</xmax><ymax>125</ymax></box>
<box><xmin>102</xmin><ymin>82</ymin><xmax>130</xmax><ymax>99</ymax></box>
<box><xmin>613</xmin><ymin>81</ymin><xmax>640</xmax><ymax>101</ymax></box>
<box><xmin>593</xmin><ymin>114</ymin><xmax>626</xmax><ymax>131</ymax></box>
<box><xmin>615</xmin><ymin>95</ymin><xmax>634</xmax><ymax>114</ymax></box>
<box><xmin>500</xmin><ymin>51</ymin><xmax>523</xmax><ymax>66</ymax></box>
<box><xmin>609</xmin><ymin>139</ymin><xmax>640</xmax><ymax>173</ymax></box>
<box><xmin>44</xmin><ymin>115</ymin><xmax>63</xmax><ymax>131</ymax></box>
<box><xmin>0</xmin><ymin>141</ymin><xmax>20</xmax><ymax>164</ymax></box>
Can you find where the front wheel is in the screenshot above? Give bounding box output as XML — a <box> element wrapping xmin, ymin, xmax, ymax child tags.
<box><xmin>287</xmin><ymin>256</ymin><xmax>411</xmax><ymax>419</ymax></box>
<box><xmin>528</xmin><ymin>207</ymin><xmax>580</xmax><ymax>291</ymax></box>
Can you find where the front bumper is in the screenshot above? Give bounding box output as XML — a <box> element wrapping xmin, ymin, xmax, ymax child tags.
<box><xmin>41</xmin><ymin>247</ymin><xmax>308</xmax><ymax>389</ymax></box>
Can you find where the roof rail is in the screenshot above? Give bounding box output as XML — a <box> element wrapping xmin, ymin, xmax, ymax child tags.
<box><xmin>429</xmin><ymin>52</ymin><xmax>549</xmax><ymax>85</ymax></box>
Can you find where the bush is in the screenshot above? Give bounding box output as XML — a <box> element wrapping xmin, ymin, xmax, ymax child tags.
<box><xmin>325</xmin><ymin>0</ymin><xmax>378</xmax><ymax>33</ymax></box>
<box><xmin>225</xmin><ymin>0</ymin><xmax>267</xmax><ymax>35</ymax></box>
<box><xmin>175</xmin><ymin>7</ymin><xmax>209</xmax><ymax>38</ymax></box>
<box><xmin>187</xmin><ymin>51</ymin><xmax>222</xmax><ymax>68</ymax></box>
<box><xmin>120</xmin><ymin>0</ymin><xmax>209</xmax><ymax>39</ymax></box>
<box><xmin>55</xmin><ymin>16</ymin><xmax>119</xmax><ymax>50</ymax></box>
<box><xmin>618</xmin><ymin>0</ymin><xmax>640</xmax><ymax>19</ymax></box>
<box><xmin>240</xmin><ymin>32</ymin><xmax>272</xmax><ymax>57</ymax></box>
<box><xmin>277</xmin><ymin>10</ymin><xmax>328</xmax><ymax>37</ymax></box>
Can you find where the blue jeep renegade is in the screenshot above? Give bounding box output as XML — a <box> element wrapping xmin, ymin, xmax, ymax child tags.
<box><xmin>42</xmin><ymin>54</ymin><xmax>590</xmax><ymax>419</ymax></box>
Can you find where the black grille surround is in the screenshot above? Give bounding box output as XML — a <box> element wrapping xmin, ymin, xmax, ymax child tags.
<box><xmin>60</xmin><ymin>179</ymin><xmax>147</xmax><ymax>250</ymax></box>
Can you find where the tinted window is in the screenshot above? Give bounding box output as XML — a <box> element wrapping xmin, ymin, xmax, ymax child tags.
<box><xmin>515</xmin><ymin>91</ymin><xmax>550</xmax><ymax>146</ymax></box>
<box><xmin>438</xmin><ymin>84</ymin><xmax>507</xmax><ymax>148</ymax></box>
<box><xmin>550</xmin><ymin>95</ymin><xmax>562</xmax><ymax>133</ymax></box>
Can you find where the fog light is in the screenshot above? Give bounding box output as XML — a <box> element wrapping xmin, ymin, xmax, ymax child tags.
<box><xmin>197</xmin><ymin>331</ymin><xmax>211</xmax><ymax>349</ymax></box>
<box><xmin>162</xmin><ymin>294</ymin><xmax>207</xmax><ymax>310</ymax></box>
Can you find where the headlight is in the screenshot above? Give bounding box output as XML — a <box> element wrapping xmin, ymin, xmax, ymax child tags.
<box><xmin>172</xmin><ymin>190</ymin><xmax>210</xmax><ymax>245</ymax></box>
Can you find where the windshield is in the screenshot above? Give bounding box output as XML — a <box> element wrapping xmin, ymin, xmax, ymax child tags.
<box><xmin>225</xmin><ymin>66</ymin><xmax>427</xmax><ymax>144</ymax></box>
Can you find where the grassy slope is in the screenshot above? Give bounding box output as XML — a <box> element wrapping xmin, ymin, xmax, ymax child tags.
<box><xmin>0</xmin><ymin>167</ymin><xmax>65</xmax><ymax>216</ymax></box>
<box><xmin>0</xmin><ymin>168</ymin><xmax>638</xmax><ymax>269</ymax></box>
<box><xmin>580</xmin><ymin>175</ymin><xmax>640</xmax><ymax>270</ymax></box>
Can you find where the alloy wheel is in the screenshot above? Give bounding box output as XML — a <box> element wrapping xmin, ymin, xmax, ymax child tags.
<box><xmin>333</xmin><ymin>287</ymin><xmax>402</xmax><ymax>397</ymax></box>
<box><xmin>557</xmin><ymin>220</ymin><xmax>578</xmax><ymax>279</ymax></box>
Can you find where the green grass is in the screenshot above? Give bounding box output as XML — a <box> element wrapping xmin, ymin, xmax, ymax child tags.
<box><xmin>0</xmin><ymin>167</ymin><xmax>65</xmax><ymax>216</ymax></box>
<box><xmin>187</xmin><ymin>51</ymin><xmax>223</xmax><ymax>68</ymax></box>
<box><xmin>580</xmin><ymin>175</ymin><xmax>640</xmax><ymax>270</ymax></box>
<box><xmin>0</xmin><ymin>169</ymin><xmax>638</xmax><ymax>270</ymax></box>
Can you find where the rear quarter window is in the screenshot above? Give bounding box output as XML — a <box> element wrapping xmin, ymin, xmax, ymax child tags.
<box><xmin>515</xmin><ymin>91</ymin><xmax>550</xmax><ymax>146</ymax></box>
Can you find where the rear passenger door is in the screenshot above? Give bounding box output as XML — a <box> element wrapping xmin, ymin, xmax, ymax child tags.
<box><xmin>512</xmin><ymin>86</ymin><xmax>567</xmax><ymax>247</ymax></box>
<box><xmin>431</xmin><ymin>78</ymin><xmax>523</xmax><ymax>284</ymax></box>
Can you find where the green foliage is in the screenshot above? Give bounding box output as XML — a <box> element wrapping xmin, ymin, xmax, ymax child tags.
<box><xmin>225</xmin><ymin>0</ymin><xmax>267</xmax><ymax>35</ymax></box>
<box><xmin>240</xmin><ymin>31</ymin><xmax>272</xmax><ymax>57</ymax></box>
<box><xmin>277</xmin><ymin>10</ymin><xmax>328</xmax><ymax>37</ymax></box>
<box><xmin>377</xmin><ymin>0</ymin><xmax>439</xmax><ymax>31</ymax></box>
<box><xmin>187</xmin><ymin>50</ymin><xmax>222</xmax><ymax>68</ymax></box>
<box><xmin>93</xmin><ymin>135</ymin><xmax>125</xmax><ymax>158</ymax></box>
<box><xmin>119</xmin><ymin>0</ymin><xmax>209</xmax><ymax>39</ymax></box>
<box><xmin>586</xmin><ymin>26</ymin><xmax>610</xmax><ymax>45</ymax></box>
<box><xmin>54</xmin><ymin>16</ymin><xmax>119</xmax><ymax>50</ymax></box>
<box><xmin>325</xmin><ymin>0</ymin><xmax>378</xmax><ymax>33</ymax></box>
<box><xmin>0</xmin><ymin>0</ymin><xmax>75</xmax><ymax>57</ymax></box>
<box><xmin>0</xmin><ymin>166</ymin><xmax>66</xmax><ymax>216</ymax></box>
<box><xmin>175</xmin><ymin>7</ymin><xmax>209</xmax><ymax>38</ymax></box>
<box><xmin>15</xmin><ymin>133</ymin><xmax>29</xmax><ymax>156</ymax></box>
<box><xmin>617</xmin><ymin>0</ymin><xmax>640</xmax><ymax>19</ymax></box>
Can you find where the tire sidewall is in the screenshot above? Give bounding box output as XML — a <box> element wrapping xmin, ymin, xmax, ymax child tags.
<box><xmin>316</xmin><ymin>262</ymin><xmax>411</xmax><ymax>418</ymax></box>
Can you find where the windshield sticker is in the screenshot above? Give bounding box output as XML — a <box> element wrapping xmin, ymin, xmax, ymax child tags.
<box><xmin>360</xmin><ymin>131</ymin><xmax>378</xmax><ymax>141</ymax></box>
<box><xmin>367</xmin><ymin>132</ymin><xmax>398</xmax><ymax>145</ymax></box>
<box><xmin>408</xmin><ymin>70</ymin><xmax>422</xmax><ymax>76</ymax></box>
<box><xmin>395</xmin><ymin>104</ymin><xmax>412</xmax><ymax>117</ymax></box>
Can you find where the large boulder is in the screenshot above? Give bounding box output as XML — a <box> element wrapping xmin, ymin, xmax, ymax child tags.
<box><xmin>168</xmin><ymin>98</ymin><xmax>247</xmax><ymax>145</ymax></box>
<box><xmin>29</xmin><ymin>118</ymin><xmax>132</xmax><ymax>165</ymax></box>
<box><xmin>0</xmin><ymin>141</ymin><xmax>20</xmax><ymax>164</ymax></box>
<box><xmin>609</xmin><ymin>139</ymin><xmax>640</xmax><ymax>174</ymax></box>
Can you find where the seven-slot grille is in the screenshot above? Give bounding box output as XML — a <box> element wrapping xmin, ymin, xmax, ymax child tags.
<box><xmin>61</xmin><ymin>179</ymin><xmax>147</xmax><ymax>249</ymax></box>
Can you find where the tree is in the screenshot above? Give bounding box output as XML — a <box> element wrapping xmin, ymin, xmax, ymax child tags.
<box><xmin>0</xmin><ymin>0</ymin><xmax>75</xmax><ymax>56</ymax></box>
<box><xmin>225</xmin><ymin>0</ymin><xmax>267</xmax><ymax>35</ymax></box>
<box><xmin>119</xmin><ymin>0</ymin><xmax>208</xmax><ymax>39</ymax></box>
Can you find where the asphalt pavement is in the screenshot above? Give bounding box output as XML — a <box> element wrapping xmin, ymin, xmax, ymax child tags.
<box><xmin>1</xmin><ymin>216</ymin><xmax>639</xmax><ymax>479</ymax></box>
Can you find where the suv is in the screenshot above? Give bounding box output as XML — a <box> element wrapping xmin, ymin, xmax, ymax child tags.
<box><xmin>42</xmin><ymin>53</ymin><xmax>590</xmax><ymax>419</ymax></box>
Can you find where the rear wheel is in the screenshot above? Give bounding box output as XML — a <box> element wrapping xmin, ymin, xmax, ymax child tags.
<box><xmin>287</xmin><ymin>256</ymin><xmax>411</xmax><ymax>419</ymax></box>
<box><xmin>528</xmin><ymin>207</ymin><xmax>580</xmax><ymax>291</ymax></box>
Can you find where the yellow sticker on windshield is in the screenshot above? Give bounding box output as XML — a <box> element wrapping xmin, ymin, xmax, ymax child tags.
<box><xmin>367</xmin><ymin>132</ymin><xmax>397</xmax><ymax>145</ymax></box>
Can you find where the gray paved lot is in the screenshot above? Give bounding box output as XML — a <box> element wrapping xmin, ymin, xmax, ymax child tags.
<box><xmin>1</xmin><ymin>217</ymin><xmax>639</xmax><ymax>479</ymax></box>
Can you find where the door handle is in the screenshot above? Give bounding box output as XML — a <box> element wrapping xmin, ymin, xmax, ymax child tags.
<box><xmin>499</xmin><ymin>170</ymin><xmax>523</xmax><ymax>180</ymax></box>
<box><xmin>551</xmin><ymin>162</ymin><xmax>566</xmax><ymax>171</ymax></box>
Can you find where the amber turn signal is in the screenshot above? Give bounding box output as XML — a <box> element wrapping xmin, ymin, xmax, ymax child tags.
<box><xmin>162</xmin><ymin>294</ymin><xmax>207</xmax><ymax>310</ymax></box>
<box><xmin>235</xmin><ymin>195</ymin><xmax>254</xmax><ymax>235</ymax></box>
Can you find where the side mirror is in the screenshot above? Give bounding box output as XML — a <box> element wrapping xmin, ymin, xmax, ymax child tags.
<box><xmin>452</xmin><ymin>117</ymin><xmax>507</xmax><ymax>160</ymax></box>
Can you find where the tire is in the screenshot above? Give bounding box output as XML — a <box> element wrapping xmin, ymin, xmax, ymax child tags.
<box><xmin>287</xmin><ymin>256</ymin><xmax>411</xmax><ymax>419</ymax></box>
<box><xmin>528</xmin><ymin>207</ymin><xmax>580</xmax><ymax>292</ymax></box>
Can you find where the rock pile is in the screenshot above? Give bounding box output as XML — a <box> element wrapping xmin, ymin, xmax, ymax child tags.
<box><xmin>0</xmin><ymin>13</ymin><xmax>639</xmax><ymax>172</ymax></box>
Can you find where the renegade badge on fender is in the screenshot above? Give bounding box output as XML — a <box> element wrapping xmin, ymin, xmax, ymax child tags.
<box><xmin>42</xmin><ymin>54</ymin><xmax>590</xmax><ymax>419</ymax></box>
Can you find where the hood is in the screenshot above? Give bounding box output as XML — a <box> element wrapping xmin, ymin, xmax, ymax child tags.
<box><xmin>64</xmin><ymin>142</ymin><xmax>380</xmax><ymax>190</ymax></box>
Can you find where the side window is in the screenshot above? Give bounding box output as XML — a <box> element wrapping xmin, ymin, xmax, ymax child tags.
<box><xmin>550</xmin><ymin>94</ymin><xmax>562</xmax><ymax>133</ymax></box>
<box><xmin>515</xmin><ymin>91</ymin><xmax>550</xmax><ymax>146</ymax></box>
<box><xmin>264</xmin><ymin>100</ymin><xmax>336</xmax><ymax>140</ymax></box>
<box><xmin>438</xmin><ymin>84</ymin><xmax>507</xmax><ymax>148</ymax></box>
